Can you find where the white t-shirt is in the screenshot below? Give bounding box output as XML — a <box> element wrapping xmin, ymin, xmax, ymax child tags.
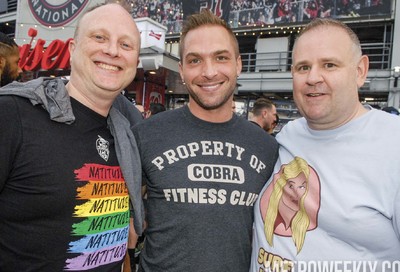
<box><xmin>251</xmin><ymin>109</ymin><xmax>400</xmax><ymax>272</ymax></box>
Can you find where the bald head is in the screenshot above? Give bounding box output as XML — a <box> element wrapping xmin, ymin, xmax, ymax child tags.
<box><xmin>66</xmin><ymin>2</ymin><xmax>141</xmax><ymax>113</ymax></box>
<box><xmin>294</xmin><ymin>18</ymin><xmax>362</xmax><ymax>62</ymax></box>
<box><xmin>74</xmin><ymin>3</ymin><xmax>139</xmax><ymax>44</ymax></box>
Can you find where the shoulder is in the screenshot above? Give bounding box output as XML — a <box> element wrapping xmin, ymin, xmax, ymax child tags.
<box><xmin>0</xmin><ymin>95</ymin><xmax>30</xmax><ymax>112</ymax></box>
<box><xmin>368</xmin><ymin>109</ymin><xmax>400</xmax><ymax>133</ymax></box>
<box><xmin>112</xmin><ymin>95</ymin><xmax>143</xmax><ymax>125</ymax></box>
<box><xmin>277</xmin><ymin>117</ymin><xmax>306</xmax><ymax>134</ymax></box>
<box><xmin>235</xmin><ymin>116</ymin><xmax>271</xmax><ymax>137</ymax></box>
<box><xmin>0</xmin><ymin>96</ymin><xmax>26</xmax><ymax>137</ymax></box>
<box><xmin>0</xmin><ymin>94</ymin><xmax>17</xmax><ymax>104</ymax></box>
<box><xmin>136</xmin><ymin>107</ymin><xmax>182</xmax><ymax>127</ymax></box>
<box><xmin>370</xmin><ymin>108</ymin><xmax>400</xmax><ymax>122</ymax></box>
<box><xmin>236</xmin><ymin>116</ymin><xmax>278</xmax><ymax>145</ymax></box>
<box><xmin>0</xmin><ymin>96</ymin><xmax>17</xmax><ymax>120</ymax></box>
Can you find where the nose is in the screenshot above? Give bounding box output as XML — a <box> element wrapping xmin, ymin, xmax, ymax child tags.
<box><xmin>202</xmin><ymin>59</ymin><xmax>218</xmax><ymax>79</ymax></box>
<box><xmin>306</xmin><ymin>66</ymin><xmax>323</xmax><ymax>85</ymax></box>
<box><xmin>103</xmin><ymin>40</ymin><xmax>120</xmax><ymax>57</ymax></box>
<box><xmin>293</xmin><ymin>185</ymin><xmax>307</xmax><ymax>200</ymax></box>
<box><xmin>293</xmin><ymin>189</ymin><xmax>302</xmax><ymax>199</ymax></box>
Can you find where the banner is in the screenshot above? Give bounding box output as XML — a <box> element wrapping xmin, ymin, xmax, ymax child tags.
<box><xmin>15</xmin><ymin>0</ymin><xmax>103</xmax><ymax>46</ymax></box>
<box><xmin>131</xmin><ymin>0</ymin><xmax>392</xmax><ymax>33</ymax></box>
<box><xmin>182</xmin><ymin>0</ymin><xmax>231</xmax><ymax>22</ymax></box>
<box><xmin>132</xmin><ymin>70</ymin><xmax>166</xmax><ymax>110</ymax></box>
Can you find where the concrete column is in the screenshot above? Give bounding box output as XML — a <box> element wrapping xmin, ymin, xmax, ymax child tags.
<box><xmin>389</xmin><ymin>0</ymin><xmax>400</xmax><ymax>108</ymax></box>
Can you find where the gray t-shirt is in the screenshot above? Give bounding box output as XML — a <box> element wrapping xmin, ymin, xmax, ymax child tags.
<box><xmin>134</xmin><ymin>105</ymin><xmax>279</xmax><ymax>272</ymax></box>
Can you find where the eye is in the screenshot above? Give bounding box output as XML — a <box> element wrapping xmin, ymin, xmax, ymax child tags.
<box><xmin>216</xmin><ymin>55</ymin><xmax>229</xmax><ymax>61</ymax></box>
<box><xmin>293</xmin><ymin>64</ymin><xmax>310</xmax><ymax>73</ymax></box>
<box><xmin>324</xmin><ymin>63</ymin><xmax>336</xmax><ymax>69</ymax></box>
<box><xmin>188</xmin><ymin>58</ymin><xmax>201</xmax><ymax>64</ymax></box>
<box><xmin>93</xmin><ymin>34</ymin><xmax>106</xmax><ymax>42</ymax></box>
<box><xmin>298</xmin><ymin>65</ymin><xmax>310</xmax><ymax>72</ymax></box>
<box><xmin>121</xmin><ymin>42</ymin><xmax>133</xmax><ymax>50</ymax></box>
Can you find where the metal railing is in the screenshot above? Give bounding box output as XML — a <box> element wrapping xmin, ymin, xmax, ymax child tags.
<box><xmin>241</xmin><ymin>51</ymin><xmax>291</xmax><ymax>73</ymax></box>
<box><xmin>240</xmin><ymin>42</ymin><xmax>391</xmax><ymax>73</ymax></box>
<box><xmin>0</xmin><ymin>0</ymin><xmax>17</xmax><ymax>14</ymax></box>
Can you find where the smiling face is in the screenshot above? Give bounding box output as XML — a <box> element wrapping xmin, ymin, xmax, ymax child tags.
<box><xmin>68</xmin><ymin>4</ymin><xmax>140</xmax><ymax>100</ymax></box>
<box><xmin>179</xmin><ymin>25</ymin><xmax>242</xmax><ymax>121</ymax></box>
<box><xmin>291</xmin><ymin>25</ymin><xmax>369</xmax><ymax>130</ymax></box>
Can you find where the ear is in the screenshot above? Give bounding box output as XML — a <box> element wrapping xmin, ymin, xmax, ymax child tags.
<box><xmin>356</xmin><ymin>55</ymin><xmax>369</xmax><ymax>88</ymax></box>
<box><xmin>68</xmin><ymin>39</ymin><xmax>76</xmax><ymax>62</ymax></box>
<box><xmin>178</xmin><ymin>61</ymin><xmax>184</xmax><ymax>83</ymax></box>
<box><xmin>236</xmin><ymin>55</ymin><xmax>242</xmax><ymax>77</ymax></box>
<box><xmin>262</xmin><ymin>109</ymin><xmax>268</xmax><ymax>118</ymax></box>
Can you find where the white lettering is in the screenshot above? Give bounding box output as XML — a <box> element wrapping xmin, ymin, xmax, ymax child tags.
<box><xmin>52</xmin><ymin>11</ymin><xmax>60</xmax><ymax>22</ymax></box>
<box><xmin>163</xmin><ymin>188</ymin><xmax>230</xmax><ymax>204</ymax></box>
<box><xmin>176</xmin><ymin>145</ymin><xmax>190</xmax><ymax>159</ymax></box>
<box><xmin>152</xmin><ymin>156</ymin><xmax>164</xmax><ymax>170</ymax></box>
<box><xmin>164</xmin><ymin>189</ymin><xmax>172</xmax><ymax>201</ymax></box>
<box><xmin>188</xmin><ymin>164</ymin><xmax>244</xmax><ymax>184</ymax></box>
<box><xmin>198</xmin><ymin>188</ymin><xmax>207</xmax><ymax>204</ymax></box>
<box><xmin>249</xmin><ymin>155</ymin><xmax>266</xmax><ymax>173</ymax></box>
<box><xmin>230</xmin><ymin>190</ymin><xmax>258</xmax><ymax>206</ymax></box>
<box><xmin>71</xmin><ymin>3</ymin><xmax>78</xmax><ymax>14</ymax></box>
<box><xmin>200</xmin><ymin>141</ymin><xmax>212</xmax><ymax>155</ymax></box>
<box><xmin>62</xmin><ymin>8</ymin><xmax>69</xmax><ymax>20</ymax></box>
<box><xmin>187</xmin><ymin>142</ymin><xmax>200</xmax><ymax>156</ymax></box>
<box><xmin>235</xmin><ymin>145</ymin><xmax>245</xmax><ymax>160</ymax></box>
<box><xmin>225</xmin><ymin>142</ymin><xmax>235</xmax><ymax>157</ymax></box>
<box><xmin>164</xmin><ymin>149</ymin><xmax>179</xmax><ymax>164</ymax></box>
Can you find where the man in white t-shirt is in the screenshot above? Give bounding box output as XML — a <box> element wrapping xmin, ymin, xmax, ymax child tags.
<box><xmin>251</xmin><ymin>18</ymin><xmax>400</xmax><ymax>272</ymax></box>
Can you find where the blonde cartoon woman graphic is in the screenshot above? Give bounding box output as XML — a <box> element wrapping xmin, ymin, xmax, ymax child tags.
<box><xmin>263</xmin><ymin>157</ymin><xmax>312</xmax><ymax>253</ymax></box>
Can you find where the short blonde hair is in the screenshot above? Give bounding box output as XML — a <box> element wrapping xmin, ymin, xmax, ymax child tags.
<box><xmin>179</xmin><ymin>9</ymin><xmax>239</xmax><ymax>60</ymax></box>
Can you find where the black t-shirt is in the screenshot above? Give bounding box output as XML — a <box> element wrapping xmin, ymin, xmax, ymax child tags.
<box><xmin>0</xmin><ymin>96</ymin><xmax>129</xmax><ymax>271</ymax></box>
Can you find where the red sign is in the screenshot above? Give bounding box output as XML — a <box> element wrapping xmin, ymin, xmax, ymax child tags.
<box><xmin>19</xmin><ymin>28</ymin><xmax>72</xmax><ymax>71</ymax></box>
<box><xmin>132</xmin><ymin>70</ymin><xmax>166</xmax><ymax>110</ymax></box>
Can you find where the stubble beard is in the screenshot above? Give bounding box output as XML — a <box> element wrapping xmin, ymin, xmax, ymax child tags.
<box><xmin>1</xmin><ymin>63</ymin><xmax>17</xmax><ymax>87</ymax></box>
<box><xmin>189</xmin><ymin>89</ymin><xmax>233</xmax><ymax>110</ymax></box>
<box><xmin>187</xmin><ymin>82</ymin><xmax>235</xmax><ymax>110</ymax></box>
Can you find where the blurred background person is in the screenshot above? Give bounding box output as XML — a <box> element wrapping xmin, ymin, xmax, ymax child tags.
<box><xmin>249</xmin><ymin>97</ymin><xmax>277</xmax><ymax>135</ymax></box>
<box><xmin>269</xmin><ymin>114</ymin><xmax>280</xmax><ymax>136</ymax></box>
<box><xmin>135</xmin><ymin>104</ymin><xmax>146</xmax><ymax>119</ymax></box>
<box><xmin>381</xmin><ymin>106</ymin><xmax>399</xmax><ymax>115</ymax></box>
<box><xmin>0</xmin><ymin>32</ymin><xmax>22</xmax><ymax>87</ymax></box>
<box><xmin>145</xmin><ymin>102</ymin><xmax>166</xmax><ymax>118</ymax></box>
